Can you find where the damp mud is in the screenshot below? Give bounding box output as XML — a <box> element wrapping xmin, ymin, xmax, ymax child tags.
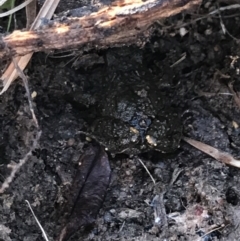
<box><xmin>1</xmin><ymin>0</ymin><xmax>240</xmax><ymax>240</ymax></box>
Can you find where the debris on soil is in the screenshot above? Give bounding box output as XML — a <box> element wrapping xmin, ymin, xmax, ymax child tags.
<box><xmin>57</xmin><ymin>143</ymin><xmax>111</xmax><ymax>241</ymax></box>
<box><xmin>0</xmin><ymin>0</ymin><xmax>201</xmax><ymax>60</ymax></box>
<box><xmin>1</xmin><ymin>0</ymin><xmax>240</xmax><ymax>241</ymax></box>
<box><xmin>183</xmin><ymin>136</ymin><xmax>240</xmax><ymax>168</ymax></box>
<box><xmin>81</xmin><ymin>60</ymin><xmax>183</xmax><ymax>155</ymax></box>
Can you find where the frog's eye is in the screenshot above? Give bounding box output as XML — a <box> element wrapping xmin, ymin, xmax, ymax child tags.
<box><xmin>146</xmin><ymin>135</ymin><xmax>157</xmax><ymax>146</ymax></box>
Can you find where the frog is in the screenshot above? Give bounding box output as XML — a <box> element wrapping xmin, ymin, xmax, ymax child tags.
<box><xmin>68</xmin><ymin>48</ymin><xmax>182</xmax><ymax>155</ymax></box>
<box><xmin>88</xmin><ymin>80</ymin><xmax>182</xmax><ymax>155</ymax></box>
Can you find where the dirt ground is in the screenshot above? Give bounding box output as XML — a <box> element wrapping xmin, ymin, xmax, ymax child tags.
<box><xmin>2</xmin><ymin>0</ymin><xmax>240</xmax><ymax>240</ymax></box>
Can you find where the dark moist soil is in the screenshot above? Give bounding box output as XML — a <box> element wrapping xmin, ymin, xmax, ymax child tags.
<box><xmin>2</xmin><ymin>0</ymin><xmax>240</xmax><ymax>240</ymax></box>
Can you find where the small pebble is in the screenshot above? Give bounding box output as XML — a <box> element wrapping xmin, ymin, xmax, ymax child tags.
<box><xmin>179</xmin><ymin>27</ymin><xmax>188</xmax><ymax>37</ymax></box>
<box><xmin>67</xmin><ymin>138</ymin><xmax>75</xmax><ymax>146</ymax></box>
<box><xmin>31</xmin><ymin>91</ymin><xmax>37</xmax><ymax>98</ymax></box>
<box><xmin>104</xmin><ymin>212</ymin><xmax>112</xmax><ymax>223</ymax></box>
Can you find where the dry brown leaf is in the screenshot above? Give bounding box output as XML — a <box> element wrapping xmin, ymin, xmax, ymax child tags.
<box><xmin>57</xmin><ymin>143</ymin><xmax>111</xmax><ymax>241</ymax></box>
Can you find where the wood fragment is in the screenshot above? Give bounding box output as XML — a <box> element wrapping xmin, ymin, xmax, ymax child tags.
<box><xmin>183</xmin><ymin>136</ymin><xmax>240</xmax><ymax>168</ymax></box>
<box><xmin>0</xmin><ymin>0</ymin><xmax>201</xmax><ymax>60</ymax></box>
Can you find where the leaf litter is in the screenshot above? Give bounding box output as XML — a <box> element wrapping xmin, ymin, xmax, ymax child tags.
<box><xmin>2</xmin><ymin>0</ymin><xmax>240</xmax><ymax>240</ymax></box>
<box><xmin>57</xmin><ymin>143</ymin><xmax>111</xmax><ymax>241</ymax></box>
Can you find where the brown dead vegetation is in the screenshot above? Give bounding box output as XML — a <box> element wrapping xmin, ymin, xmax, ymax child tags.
<box><xmin>0</xmin><ymin>0</ymin><xmax>200</xmax><ymax>60</ymax></box>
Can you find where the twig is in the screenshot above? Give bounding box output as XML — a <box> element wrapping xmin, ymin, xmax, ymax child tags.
<box><xmin>119</xmin><ymin>220</ymin><xmax>125</xmax><ymax>232</ymax></box>
<box><xmin>170</xmin><ymin>52</ymin><xmax>186</xmax><ymax>68</ymax></box>
<box><xmin>12</xmin><ymin>58</ymin><xmax>38</xmax><ymax>128</ymax></box>
<box><xmin>183</xmin><ymin>136</ymin><xmax>240</xmax><ymax>168</ymax></box>
<box><xmin>0</xmin><ymin>0</ymin><xmax>200</xmax><ymax>61</ymax></box>
<box><xmin>137</xmin><ymin>157</ymin><xmax>156</xmax><ymax>184</ymax></box>
<box><xmin>217</xmin><ymin>3</ymin><xmax>240</xmax><ymax>42</ymax></box>
<box><xmin>174</xmin><ymin>3</ymin><xmax>240</xmax><ymax>29</ymax></box>
<box><xmin>25</xmin><ymin>200</ymin><xmax>50</xmax><ymax>241</ymax></box>
<box><xmin>168</xmin><ymin>168</ymin><xmax>183</xmax><ymax>188</ymax></box>
<box><xmin>227</xmin><ymin>81</ymin><xmax>240</xmax><ymax>109</ymax></box>
<box><xmin>209</xmin><ymin>4</ymin><xmax>240</xmax><ymax>16</ymax></box>
<box><xmin>196</xmin><ymin>224</ymin><xmax>225</xmax><ymax>241</ymax></box>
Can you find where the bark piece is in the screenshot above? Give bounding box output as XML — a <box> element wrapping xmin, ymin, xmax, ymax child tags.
<box><xmin>0</xmin><ymin>0</ymin><xmax>201</xmax><ymax>60</ymax></box>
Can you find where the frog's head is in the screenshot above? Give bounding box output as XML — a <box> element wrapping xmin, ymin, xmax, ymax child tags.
<box><xmin>144</xmin><ymin>117</ymin><xmax>182</xmax><ymax>153</ymax></box>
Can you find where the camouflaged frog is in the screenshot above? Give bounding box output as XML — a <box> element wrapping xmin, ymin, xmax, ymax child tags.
<box><xmin>88</xmin><ymin>81</ymin><xmax>182</xmax><ymax>155</ymax></box>
<box><xmin>69</xmin><ymin>49</ymin><xmax>182</xmax><ymax>155</ymax></box>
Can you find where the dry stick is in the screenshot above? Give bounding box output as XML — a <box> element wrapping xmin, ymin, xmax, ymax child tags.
<box><xmin>227</xmin><ymin>82</ymin><xmax>240</xmax><ymax>109</ymax></box>
<box><xmin>25</xmin><ymin>200</ymin><xmax>50</xmax><ymax>241</ymax></box>
<box><xmin>12</xmin><ymin>58</ymin><xmax>38</xmax><ymax>127</ymax></box>
<box><xmin>196</xmin><ymin>225</ymin><xmax>225</xmax><ymax>241</ymax></box>
<box><xmin>183</xmin><ymin>136</ymin><xmax>240</xmax><ymax>168</ymax></box>
<box><xmin>209</xmin><ymin>4</ymin><xmax>240</xmax><ymax>16</ymax></box>
<box><xmin>0</xmin><ymin>0</ymin><xmax>201</xmax><ymax>60</ymax></box>
<box><xmin>216</xmin><ymin>2</ymin><xmax>240</xmax><ymax>42</ymax></box>
<box><xmin>174</xmin><ymin>3</ymin><xmax>240</xmax><ymax>29</ymax></box>
<box><xmin>137</xmin><ymin>157</ymin><xmax>156</xmax><ymax>184</ymax></box>
<box><xmin>170</xmin><ymin>52</ymin><xmax>186</xmax><ymax>67</ymax></box>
